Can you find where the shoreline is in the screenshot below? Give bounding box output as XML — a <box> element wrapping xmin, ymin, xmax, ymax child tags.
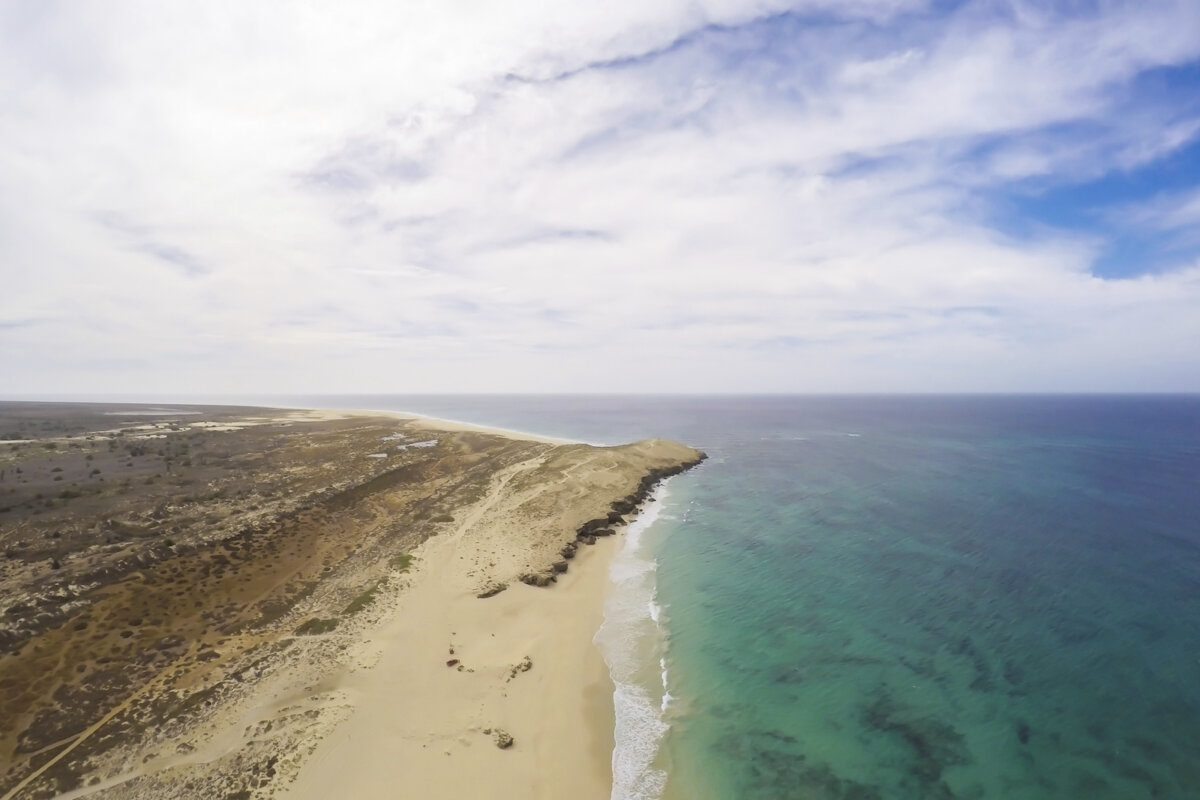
<box><xmin>0</xmin><ymin>401</ymin><xmax>703</xmax><ymax>799</ymax></box>
<box><xmin>280</xmin><ymin>414</ymin><xmax>704</xmax><ymax>800</ymax></box>
<box><xmin>282</xmin><ymin>512</ymin><xmax>625</xmax><ymax>800</ymax></box>
<box><xmin>333</xmin><ymin>406</ymin><xmax>580</xmax><ymax>445</ymax></box>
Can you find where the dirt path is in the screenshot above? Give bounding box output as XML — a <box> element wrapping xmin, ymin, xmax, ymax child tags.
<box><xmin>0</xmin><ymin>643</ymin><xmax>201</xmax><ymax>800</ymax></box>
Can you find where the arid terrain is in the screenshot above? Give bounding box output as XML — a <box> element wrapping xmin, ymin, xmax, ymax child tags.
<box><xmin>0</xmin><ymin>402</ymin><xmax>703</xmax><ymax>800</ymax></box>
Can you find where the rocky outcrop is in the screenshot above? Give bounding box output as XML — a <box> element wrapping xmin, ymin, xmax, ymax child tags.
<box><xmin>572</xmin><ymin>453</ymin><xmax>707</xmax><ymax>548</ymax></box>
<box><xmin>515</xmin><ymin>452</ymin><xmax>707</xmax><ymax>588</ymax></box>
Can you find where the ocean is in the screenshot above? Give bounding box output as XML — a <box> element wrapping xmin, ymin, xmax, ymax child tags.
<box><xmin>279</xmin><ymin>395</ymin><xmax>1200</xmax><ymax>799</ymax></box>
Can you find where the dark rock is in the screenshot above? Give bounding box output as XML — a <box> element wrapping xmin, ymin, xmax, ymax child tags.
<box><xmin>560</xmin><ymin>542</ymin><xmax>577</xmax><ymax>559</ymax></box>
<box><xmin>591</xmin><ymin>528</ymin><xmax>615</xmax><ymax>537</ymax></box>
<box><xmin>508</xmin><ymin>656</ymin><xmax>533</xmax><ymax>679</ymax></box>
<box><xmin>578</xmin><ymin>534</ymin><xmax>596</xmax><ymax>546</ymax></box>
<box><xmin>446</xmin><ymin>658</ymin><xmax>459</xmax><ymax>667</ymax></box>
<box><xmin>494</xmin><ymin>729</ymin><xmax>514</xmax><ymax>749</ymax></box>
<box><xmin>576</xmin><ymin>518</ymin><xmax>610</xmax><ymax>536</ymax></box>
<box><xmin>551</xmin><ymin>560</ymin><xmax>568</xmax><ymax>573</ymax></box>
<box><xmin>477</xmin><ymin>583</ymin><xmax>507</xmax><ymax>599</ymax></box>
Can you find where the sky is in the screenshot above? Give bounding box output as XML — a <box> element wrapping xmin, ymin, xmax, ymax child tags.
<box><xmin>2</xmin><ymin>0</ymin><xmax>1200</xmax><ymax>395</ymax></box>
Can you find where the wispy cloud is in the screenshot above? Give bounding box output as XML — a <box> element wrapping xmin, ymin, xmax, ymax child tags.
<box><xmin>2</xmin><ymin>0</ymin><xmax>1199</xmax><ymax>393</ymax></box>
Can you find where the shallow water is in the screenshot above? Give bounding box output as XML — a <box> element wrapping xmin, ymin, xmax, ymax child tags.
<box><xmin>277</xmin><ymin>395</ymin><xmax>1200</xmax><ymax>799</ymax></box>
<box><xmin>595</xmin><ymin>482</ymin><xmax>673</xmax><ymax>800</ymax></box>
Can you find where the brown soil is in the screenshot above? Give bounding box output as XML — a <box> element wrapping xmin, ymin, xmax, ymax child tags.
<box><xmin>0</xmin><ymin>402</ymin><xmax>547</xmax><ymax>799</ymax></box>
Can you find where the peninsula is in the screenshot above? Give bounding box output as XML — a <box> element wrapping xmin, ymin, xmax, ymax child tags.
<box><xmin>0</xmin><ymin>402</ymin><xmax>704</xmax><ymax>800</ymax></box>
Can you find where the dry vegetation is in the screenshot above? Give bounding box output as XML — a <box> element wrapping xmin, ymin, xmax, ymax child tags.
<box><xmin>0</xmin><ymin>402</ymin><xmax>704</xmax><ymax>800</ymax></box>
<box><xmin>0</xmin><ymin>402</ymin><xmax>549</xmax><ymax>799</ymax></box>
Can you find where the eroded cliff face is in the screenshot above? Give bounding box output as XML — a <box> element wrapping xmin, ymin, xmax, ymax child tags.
<box><xmin>0</xmin><ymin>403</ymin><xmax>703</xmax><ymax>800</ymax></box>
<box><xmin>510</xmin><ymin>443</ymin><xmax>707</xmax><ymax>590</ymax></box>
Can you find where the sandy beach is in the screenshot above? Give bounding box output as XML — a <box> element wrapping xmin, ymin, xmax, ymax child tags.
<box><xmin>283</xmin><ymin>511</ymin><xmax>623</xmax><ymax>800</ymax></box>
<box><xmin>280</xmin><ymin>420</ymin><xmax>701</xmax><ymax>800</ymax></box>
<box><xmin>0</xmin><ymin>403</ymin><xmax>703</xmax><ymax>799</ymax></box>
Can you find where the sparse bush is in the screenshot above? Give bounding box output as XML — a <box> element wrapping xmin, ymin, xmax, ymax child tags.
<box><xmin>344</xmin><ymin>579</ymin><xmax>387</xmax><ymax>615</ymax></box>
<box><xmin>294</xmin><ymin>618</ymin><xmax>339</xmax><ymax>635</ymax></box>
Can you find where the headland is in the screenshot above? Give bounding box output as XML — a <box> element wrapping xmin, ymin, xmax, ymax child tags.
<box><xmin>0</xmin><ymin>401</ymin><xmax>703</xmax><ymax>799</ymax></box>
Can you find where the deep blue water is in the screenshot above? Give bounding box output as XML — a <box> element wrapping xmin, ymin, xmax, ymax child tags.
<box><xmin>268</xmin><ymin>396</ymin><xmax>1200</xmax><ymax>798</ymax></box>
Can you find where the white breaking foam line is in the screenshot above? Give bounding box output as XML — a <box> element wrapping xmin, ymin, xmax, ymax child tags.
<box><xmin>596</xmin><ymin>479</ymin><xmax>675</xmax><ymax>800</ymax></box>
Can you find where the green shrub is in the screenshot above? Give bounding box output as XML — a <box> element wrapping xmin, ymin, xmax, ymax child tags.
<box><xmin>294</xmin><ymin>618</ymin><xmax>339</xmax><ymax>635</ymax></box>
<box><xmin>343</xmin><ymin>579</ymin><xmax>386</xmax><ymax>615</ymax></box>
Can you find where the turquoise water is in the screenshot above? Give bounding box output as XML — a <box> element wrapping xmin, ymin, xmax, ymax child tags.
<box><xmin>282</xmin><ymin>395</ymin><xmax>1200</xmax><ymax>799</ymax></box>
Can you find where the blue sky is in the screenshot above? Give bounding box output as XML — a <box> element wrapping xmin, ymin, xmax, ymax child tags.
<box><xmin>2</xmin><ymin>0</ymin><xmax>1199</xmax><ymax>393</ymax></box>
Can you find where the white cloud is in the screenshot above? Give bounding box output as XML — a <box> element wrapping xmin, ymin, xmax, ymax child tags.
<box><xmin>2</xmin><ymin>0</ymin><xmax>1199</xmax><ymax>394</ymax></box>
<box><xmin>1124</xmin><ymin>187</ymin><xmax>1200</xmax><ymax>232</ymax></box>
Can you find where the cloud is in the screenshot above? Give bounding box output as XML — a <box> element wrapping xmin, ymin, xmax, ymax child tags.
<box><xmin>1125</xmin><ymin>187</ymin><xmax>1200</xmax><ymax>231</ymax></box>
<box><xmin>2</xmin><ymin>0</ymin><xmax>1199</xmax><ymax>394</ymax></box>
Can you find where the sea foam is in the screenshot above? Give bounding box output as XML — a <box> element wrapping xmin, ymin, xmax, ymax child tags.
<box><xmin>596</xmin><ymin>481</ymin><xmax>674</xmax><ymax>800</ymax></box>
